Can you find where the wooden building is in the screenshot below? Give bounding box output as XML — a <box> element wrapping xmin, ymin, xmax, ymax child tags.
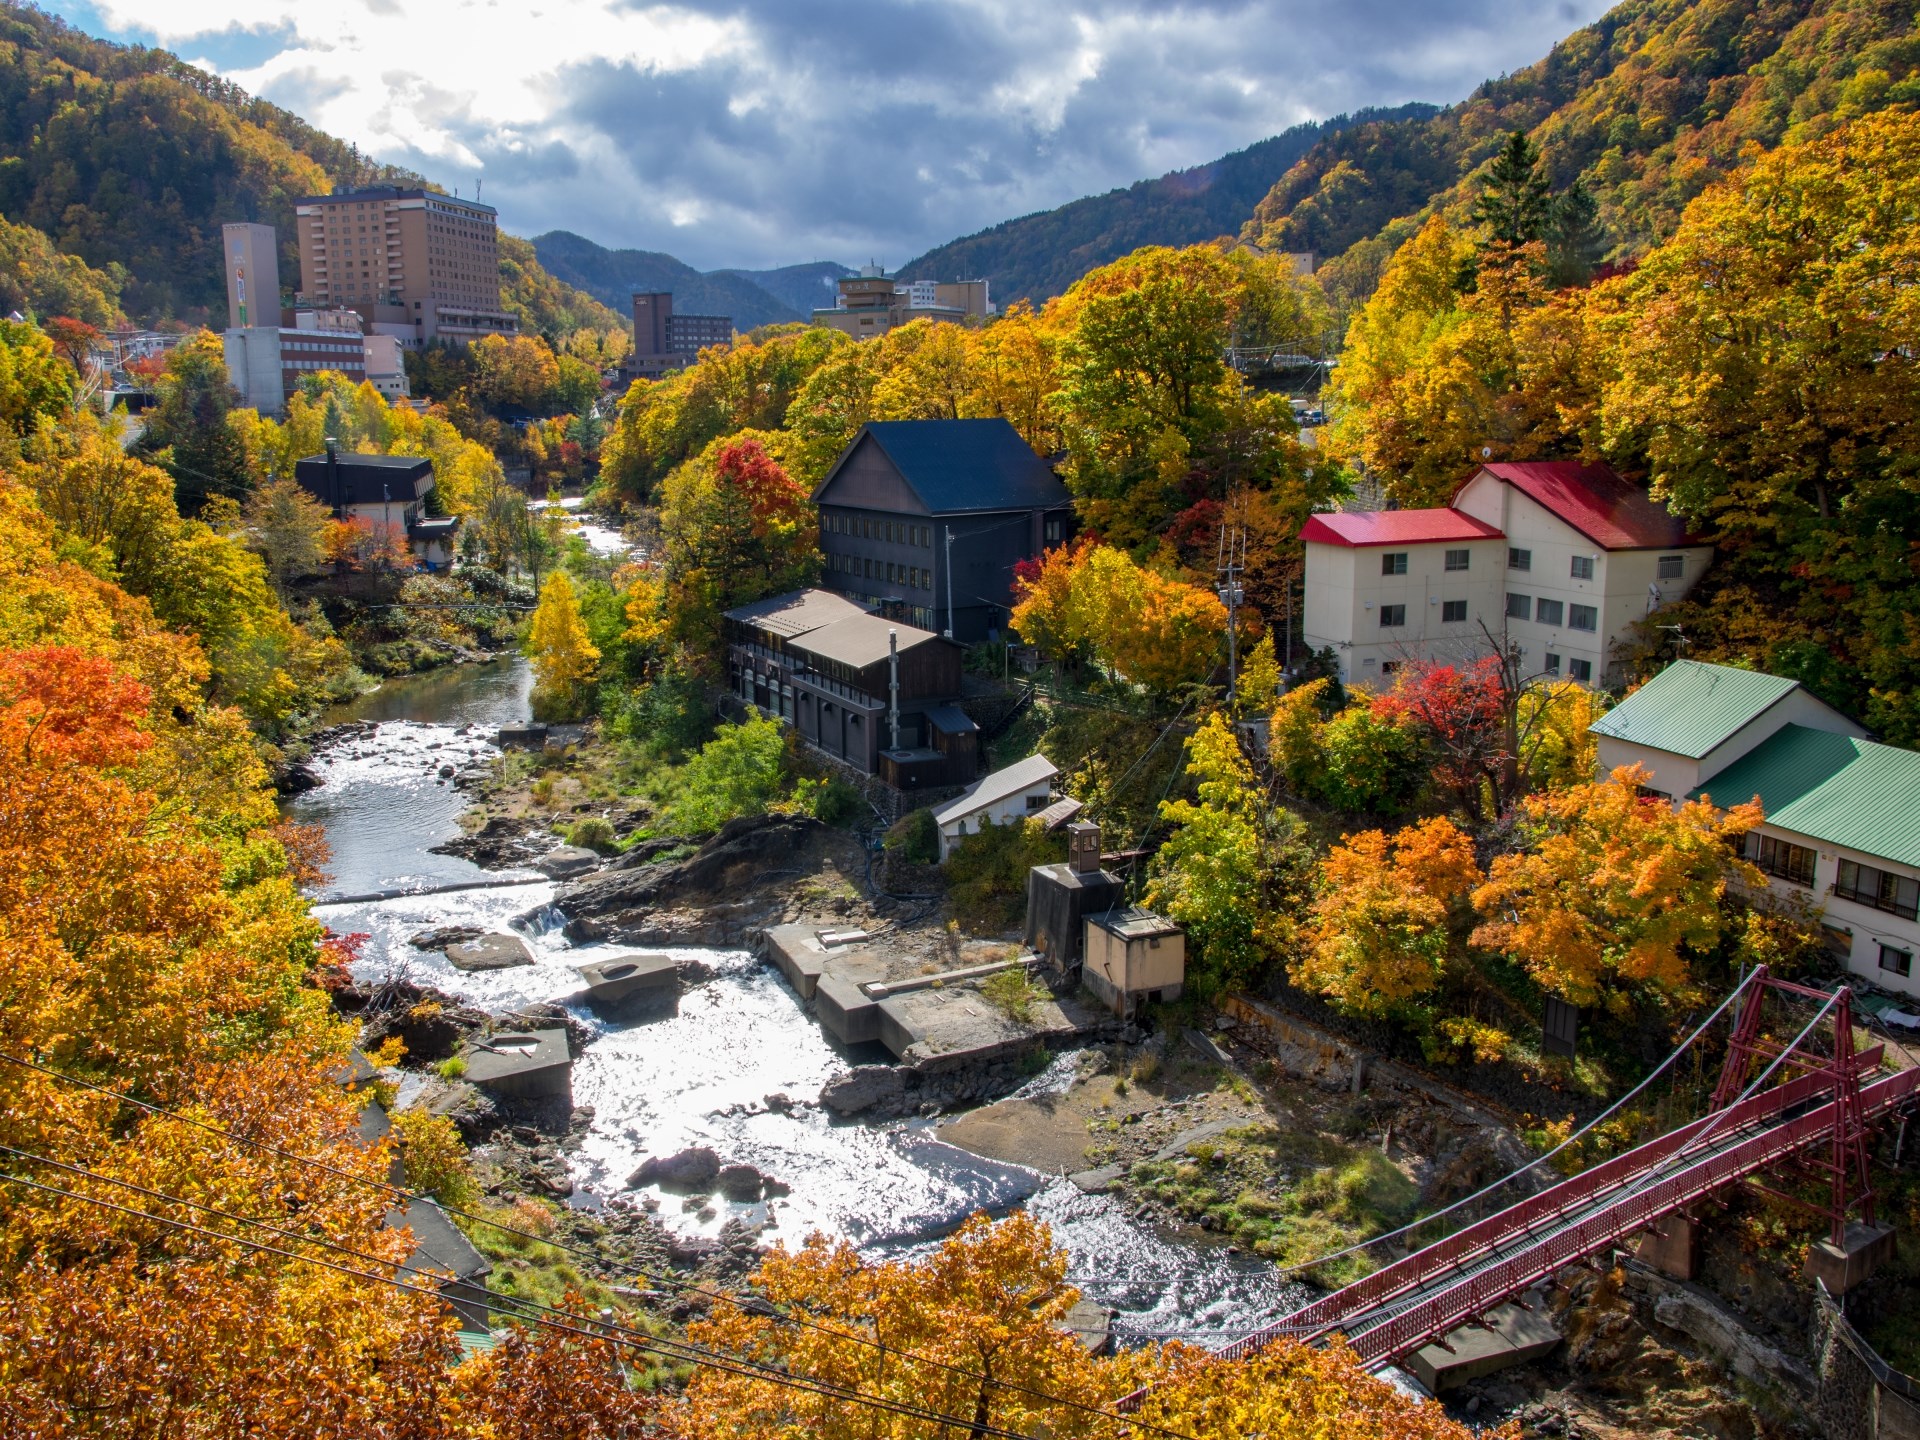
<box><xmin>813</xmin><ymin>419</ymin><xmax>1076</xmax><ymax>643</ymax></box>
<box><xmin>723</xmin><ymin>589</ymin><xmax>972</xmax><ymax>780</ymax></box>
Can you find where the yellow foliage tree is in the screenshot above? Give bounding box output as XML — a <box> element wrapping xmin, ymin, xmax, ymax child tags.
<box><xmin>1010</xmin><ymin>541</ymin><xmax>1225</xmax><ymax>693</ymax></box>
<box><xmin>527</xmin><ymin>570</ymin><xmax>600</xmax><ymax>720</ymax></box>
<box><xmin>1472</xmin><ymin>764</ymin><xmax>1763</xmax><ymax>1009</ymax></box>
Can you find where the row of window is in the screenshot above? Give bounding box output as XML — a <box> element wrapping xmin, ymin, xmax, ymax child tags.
<box><xmin>829</xmin><ymin>553</ymin><xmax>931</xmax><ymax>590</ymax></box>
<box><xmin>1508</xmin><ymin>594</ymin><xmax>1597</xmax><ymax>631</ymax></box>
<box><xmin>1380</xmin><ymin>600</ymin><xmax>1471</xmax><ymax>627</ymax></box>
<box><xmin>1740</xmin><ymin>837</ymin><xmax>1920</xmax><ymax>924</ymax></box>
<box><xmin>1381</xmin><ymin>549</ymin><xmax>1687</xmax><ymax>580</ymax></box>
<box><xmin>1543</xmin><ymin>654</ymin><xmax>1594</xmax><ymax>681</ymax></box>
<box><xmin>827</xmin><ymin>513</ymin><xmax>932</xmax><ymax>547</ymax></box>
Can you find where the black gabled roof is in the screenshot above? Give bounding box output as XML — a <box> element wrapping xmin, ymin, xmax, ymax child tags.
<box><xmin>815</xmin><ymin>419</ymin><xmax>1071</xmax><ymax>516</ymax></box>
<box><xmin>293</xmin><ymin>451</ymin><xmax>434</xmax><ymax>508</ymax></box>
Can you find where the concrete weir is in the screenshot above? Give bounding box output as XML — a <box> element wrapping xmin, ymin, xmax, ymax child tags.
<box><xmin>762</xmin><ymin>922</ymin><xmax>1102</xmax><ymax>1067</ymax></box>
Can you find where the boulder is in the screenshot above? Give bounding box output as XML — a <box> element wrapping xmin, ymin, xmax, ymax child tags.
<box><xmin>628</xmin><ymin>1146</ymin><xmax>722</xmax><ymax>1193</ymax></box>
<box><xmin>818</xmin><ymin>1065</ymin><xmax>908</xmax><ymax>1118</ymax></box>
<box><xmin>716</xmin><ymin>1163</ymin><xmax>788</xmax><ymax>1201</ymax></box>
<box><xmin>535</xmin><ymin>846</ymin><xmax>602</xmax><ymax>880</ymax></box>
<box><xmin>444</xmin><ymin>934</ymin><xmax>535</xmax><ymax>972</ymax></box>
<box><xmin>666</xmin><ymin>1235</ymin><xmax>721</xmax><ymax>1265</ymax></box>
<box><xmin>409</xmin><ymin>925</ymin><xmax>485</xmax><ymax>953</ymax></box>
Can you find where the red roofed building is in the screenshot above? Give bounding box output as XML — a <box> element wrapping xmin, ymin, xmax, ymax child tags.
<box><xmin>1302</xmin><ymin>462</ymin><xmax>1712</xmax><ymax>689</ymax></box>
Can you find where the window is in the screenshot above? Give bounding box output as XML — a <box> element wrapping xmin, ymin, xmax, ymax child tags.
<box><xmin>1381</xmin><ymin>660</ymin><xmax>1400</xmax><ymax>675</ymax></box>
<box><xmin>1568</xmin><ymin>604</ymin><xmax>1597</xmax><ymax>632</ymax></box>
<box><xmin>1382</xmin><ymin>552</ymin><xmax>1408</xmax><ymax>576</ymax></box>
<box><xmin>1506</xmin><ymin>593</ymin><xmax>1531</xmax><ymax>620</ymax></box>
<box><xmin>1571</xmin><ymin>556</ymin><xmax>1595</xmax><ymax>581</ymax></box>
<box><xmin>1881</xmin><ymin>945</ymin><xmax>1912</xmax><ymax>979</ymax></box>
<box><xmin>1445</xmin><ymin>549</ymin><xmax>1470</xmax><ymax>572</ymax></box>
<box><xmin>1535</xmin><ymin>598</ymin><xmax>1565</xmax><ymax>626</ymax></box>
<box><xmin>1509</xmin><ymin>548</ymin><xmax>1531</xmax><ymax>571</ymax></box>
<box><xmin>1658</xmin><ymin>555</ymin><xmax>1685</xmax><ymax>580</ymax></box>
<box><xmin>1748</xmin><ymin>833</ymin><xmax>1816</xmax><ymax>887</ymax></box>
<box><xmin>1442</xmin><ymin>600</ymin><xmax>1468</xmax><ymax>623</ymax></box>
<box><xmin>1568</xmin><ymin>658</ymin><xmax>1593</xmax><ymax>682</ymax></box>
<box><xmin>1379</xmin><ymin>604</ymin><xmax>1406</xmax><ymax>628</ymax></box>
<box><xmin>1835</xmin><ymin>859</ymin><xmax>1920</xmax><ymax>920</ymax></box>
<box><xmin>1026</xmin><ymin>793</ymin><xmax>1048</xmax><ymax>811</ymax></box>
<box><xmin>1544</xmin><ymin>653</ymin><xmax>1561</xmax><ymax>675</ymax></box>
<box><xmin>1043</xmin><ymin>517</ymin><xmax>1063</xmax><ymax>545</ymax></box>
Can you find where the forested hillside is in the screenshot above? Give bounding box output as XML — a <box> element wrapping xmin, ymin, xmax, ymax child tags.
<box><xmin>0</xmin><ymin>3</ymin><xmax>615</xmax><ymax>336</ymax></box>
<box><xmin>1243</xmin><ymin>0</ymin><xmax>1920</xmax><ymax>277</ymax></box>
<box><xmin>712</xmin><ymin>261</ymin><xmax>853</xmax><ymax>320</ymax></box>
<box><xmin>530</xmin><ymin>231</ymin><xmax>809</xmax><ymax>330</ymax></box>
<box><xmin>897</xmin><ymin>105</ymin><xmax>1436</xmax><ymax>305</ymax></box>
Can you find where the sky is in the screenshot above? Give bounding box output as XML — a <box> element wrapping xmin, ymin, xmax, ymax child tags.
<box><xmin>49</xmin><ymin>0</ymin><xmax>1612</xmax><ymax>272</ymax></box>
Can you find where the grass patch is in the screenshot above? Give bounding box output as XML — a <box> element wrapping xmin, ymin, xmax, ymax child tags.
<box><xmin>1126</xmin><ymin>1123</ymin><xmax>1419</xmax><ymax>1287</ymax></box>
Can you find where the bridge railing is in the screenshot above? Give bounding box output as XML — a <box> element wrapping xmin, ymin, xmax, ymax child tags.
<box><xmin>1217</xmin><ymin>1064</ymin><xmax>1846</xmax><ymax>1361</ymax></box>
<box><xmin>1343</xmin><ymin>1065</ymin><xmax>1920</xmax><ymax>1366</ymax></box>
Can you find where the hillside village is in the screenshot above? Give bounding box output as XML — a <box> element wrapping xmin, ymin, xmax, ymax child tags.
<box><xmin>5</xmin><ymin>0</ymin><xmax>1920</xmax><ymax>1436</ymax></box>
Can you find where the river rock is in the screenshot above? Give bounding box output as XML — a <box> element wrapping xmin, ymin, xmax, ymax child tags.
<box><xmin>628</xmin><ymin>1146</ymin><xmax>721</xmax><ymax>1193</ymax></box>
<box><xmin>535</xmin><ymin>846</ymin><xmax>602</xmax><ymax>880</ymax></box>
<box><xmin>445</xmin><ymin>934</ymin><xmax>535</xmax><ymax>971</ymax></box>
<box><xmin>277</xmin><ymin>759</ymin><xmax>324</xmax><ymax>795</ymax></box>
<box><xmin>359</xmin><ymin>996</ymin><xmax>490</xmax><ymax>1063</ymax></box>
<box><xmin>409</xmin><ymin>925</ymin><xmax>485</xmax><ymax>953</ymax></box>
<box><xmin>818</xmin><ymin>1065</ymin><xmax>908</xmax><ymax>1117</ymax></box>
<box><xmin>715</xmin><ymin>1163</ymin><xmax>789</xmax><ymax>1201</ymax></box>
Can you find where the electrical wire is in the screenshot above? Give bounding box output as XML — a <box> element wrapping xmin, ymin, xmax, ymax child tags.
<box><xmin>0</xmin><ymin>1164</ymin><xmax>1048</xmax><ymax>1440</ymax></box>
<box><xmin>0</xmin><ymin>1050</ymin><xmax>1201</xmax><ymax>1440</ymax></box>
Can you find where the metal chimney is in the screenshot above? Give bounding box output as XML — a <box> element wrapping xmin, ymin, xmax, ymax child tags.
<box><xmin>887</xmin><ymin>627</ymin><xmax>901</xmax><ymax>750</ymax></box>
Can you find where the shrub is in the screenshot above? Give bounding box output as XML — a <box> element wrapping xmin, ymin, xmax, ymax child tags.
<box><xmin>980</xmin><ymin>966</ymin><xmax>1042</xmax><ymax>1023</ymax></box>
<box><xmin>663</xmin><ymin>714</ymin><xmax>790</xmax><ymax>835</ymax></box>
<box><xmin>435</xmin><ymin>1056</ymin><xmax>467</xmax><ymax>1081</ymax></box>
<box><xmin>792</xmin><ymin>775</ymin><xmax>864</xmax><ymax>827</ymax></box>
<box><xmin>944</xmin><ymin>817</ymin><xmax>1065</xmax><ymax>932</ymax></box>
<box><xmin>391</xmin><ymin>1109</ymin><xmax>479</xmax><ymax>1211</ymax></box>
<box><xmin>565</xmin><ymin>815</ymin><xmax>618</xmax><ymax>852</ymax></box>
<box><xmin>884</xmin><ymin>807</ymin><xmax>940</xmax><ymax>865</ymax></box>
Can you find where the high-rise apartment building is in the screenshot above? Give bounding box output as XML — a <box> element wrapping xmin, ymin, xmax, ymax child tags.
<box><xmin>292</xmin><ymin>187</ymin><xmax>518</xmax><ymax>346</ymax></box>
<box><xmin>222</xmin><ymin>223</ymin><xmax>281</xmax><ymax>329</ymax></box>
<box><xmin>622</xmin><ymin>292</ymin><xmax>733</xmax><ymax>379</ymax></box>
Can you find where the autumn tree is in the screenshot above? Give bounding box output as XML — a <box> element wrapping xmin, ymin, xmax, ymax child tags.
<box><xmin>1295</xmin><ymin>817</ymin><xmax>1481</xmax><ymax>1018</ymax></box>
<box><xmin>135</xmin><ymin>332</ymin><xmax>250</xmax><ymax>511</ymax></box>
<box><xmin>1598</xmin><ymin>109</ymin><xmax>1920</xmax><ymax>739</ymax></box>
<box><xmin>659</xmin><ymin>432</ymin><xmax>818</xmax><ymax>661</ymax></box>
<box><xmin>1472</xmin><ymin>764</ymin><xmax>1763</xmax><ymax>1011</ymax></box>
<box><xmin>1010</xmin><ymin>541</ymin><xmax>1225</xmax><ymax>693</ymax></box>
<box><xmin>472</xmin><ymin>333</ymin><xmax>563</xmax><ymax>410</ymax></box>
<box><xmin>528</xmin><ymin>570</ymin><xmax>602</xmax><ymax>720</ymax></box>
<box><xmin>1148</xmin><ymin>712</ymin><xmax>1309</xmax><ymax>995</ymax></box>
<box><xmin>243</xmin><ymin>477</ymin><xmax>335</xmax><ymax>594</ymax></box>
<box><xmin>0</xmin><ymin>316</ymin><xmax>76</xmax><ymax>435</ymax></box>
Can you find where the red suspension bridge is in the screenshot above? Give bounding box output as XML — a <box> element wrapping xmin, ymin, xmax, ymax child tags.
<box><xmin>1139</xmin><ymin>968</ymin><xmax>1920</xmax><ymax>1387</ymax></box>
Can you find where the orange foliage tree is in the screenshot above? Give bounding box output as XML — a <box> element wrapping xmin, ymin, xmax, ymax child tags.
<box><xmin>1011</xmin><ymin>540</ymin><xmax>1225</xmax><ymax>693</ymax></box>
<box><xmin>1294</xmin><ymin>817</ymin><xmax>1482</xmax><ymax>1018</ymax></box>
<box><xmin>1471</xmin><ymin>764</ymin><xmax>1763</xmax><ymax>1010</ymax></box>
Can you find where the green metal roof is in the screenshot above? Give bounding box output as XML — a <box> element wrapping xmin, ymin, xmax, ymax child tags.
<box><xmin>1690</xmin><ymin>725</ymin><xmax>1920</xmax><ymax>869</ymax></box>
<box><xmin>1591</xmin><ymin>660</ymin><xmax>1801</xmax><ymax>759</ymax></box>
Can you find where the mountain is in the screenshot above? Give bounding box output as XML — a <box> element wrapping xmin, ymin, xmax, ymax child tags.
<box><xmin>893</xmin><ymin>105</ymin><xmax>1438</xmax><ymax>306</ymax></box>
<box><xmin>530</xmin><ymin>232</ymin><xmax>819</xmax><ymax>330</ymax></box>
<box><xmin>0</xmin><ymin>2</ymin><xmax>617</xmax><ymax>335</ymax></box>
<box><xmin>712</xmin><ymin>262</ymin><xmax>854</xmax><ymax>321</ymax></box>
<box><xmin>1242</xmin><ymin>0</ymin><xmax>1920</xmax><ymax>272</ymax></box>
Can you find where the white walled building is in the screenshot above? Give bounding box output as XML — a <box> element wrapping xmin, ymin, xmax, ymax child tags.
<box><xmin>1591</xmin><ymin>660</ymin><xmax>1920</xmax><ymax>999</ymax></box>
<box><xmin>931</xmin><ymin>753</ymin><xmax>1059</xmax><ymax>860</ymax></box>
<box><xmin>1302</xmin><ymin>462</ymin><xmax>1714</xmax><ymax>688</ymax></box>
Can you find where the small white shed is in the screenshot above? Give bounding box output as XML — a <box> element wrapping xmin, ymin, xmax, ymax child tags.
<box><xmin>932</xmin><ymin>753</ymin><xmax>1059</xmax><ymax>860</ymax></box>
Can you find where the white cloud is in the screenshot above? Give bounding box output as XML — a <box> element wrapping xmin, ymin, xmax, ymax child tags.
<box><xmin>58</xmin><ymin>0</ymin><xmax>1615</xmax><ymax>269</ymax></box>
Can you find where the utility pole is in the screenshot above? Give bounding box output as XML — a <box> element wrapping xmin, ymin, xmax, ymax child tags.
<box><xmin>1216</xmin><ymin>522</ymin><xmax>1246</xmax><ymax>704</ymax></box>
<box><xmin>943</xmin><ymin>526</ymin><xmax>955</xmax><ymax>640</ymax></box>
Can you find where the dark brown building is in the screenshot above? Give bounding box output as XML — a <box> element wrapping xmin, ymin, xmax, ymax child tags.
<box><xmin>625</xmin><ymin>292</ymin><xmax>733</xmax><ymax>379</ymax></box>
<box><xmin>814</xmin><ymin>419</ymin><xmax>1075</xmax><ymax>643</ymax></box>
<box><xmin>723</xmin><ymin>589</ymin><xmax>972</xmax><ymax>782</ymax></box>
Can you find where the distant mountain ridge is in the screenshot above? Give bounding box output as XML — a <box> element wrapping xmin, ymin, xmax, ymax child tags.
<box><xmin>530</xmin><ymin>233</ymin><xmax>851</xmax><ymax>331</ymax></box>
<box><xmin>895</xmin><ymin>105</ymin><xmax>1439</xmax><ymax>305</ymax></box>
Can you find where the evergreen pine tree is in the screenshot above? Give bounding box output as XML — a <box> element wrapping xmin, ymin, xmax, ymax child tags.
<box><xmin>1546</xmin><ymin>177</ymin><xmax>1607</xmax><ymax>286</ymax></box>
<box><xmin>1472</xmin><ymin>131</ymin><xmax>1552</xmax><ymax>250</ymax></box>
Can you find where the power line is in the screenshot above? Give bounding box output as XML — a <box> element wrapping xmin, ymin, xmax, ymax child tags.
<box><xmin>0</xmin><ymin>1161</ymin><xmax>1047</xmax><ymax>1440</ymax></box>
<box><xmin>0</xmin><ymin>1049</ymin><xmax>1199</xmax><ymax>1440</ymax></box>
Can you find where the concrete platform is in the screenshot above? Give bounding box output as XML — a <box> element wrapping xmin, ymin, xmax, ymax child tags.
<box><xmin>1406</xmin><ymin>1296</ymin><xmax>1560</xmax><ymax>1393</ymax></box>
<box><xmin>461</xmin><ymin>1029</ymin><xmax>572</xmax><ymax>1099</ymax></box>
<box><xmin>763</xmin><ymin>923</ymin><xmax>855</xmax><ymax>1001</ymax></box>
<box><xmin>874</xmin><ymin>984</ymin><xmax>1097</xmax><ymax>1068</ymax></box>
<box><xmin>1805</xmin><ymin>1222</ymin><xmax>1897</xmax><ymax>1295</ymax></box>
<box><xmin>816</xmin><ymin>973</ymin><xmax>884</xmax><ymax>1045</ymax></box>
<box><xmin>574</xmin><ymin>954</ymin><xmax>680</xmax><ymax>1015</ymax></box>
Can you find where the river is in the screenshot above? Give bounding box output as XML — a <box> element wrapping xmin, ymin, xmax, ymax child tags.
<box><xmin>291</xmin><ymin>657</ymin><xmax>1307</xmax><ymax>1344</ymax></box>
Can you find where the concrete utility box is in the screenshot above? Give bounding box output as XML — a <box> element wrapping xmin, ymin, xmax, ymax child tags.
<box><xmin>1082</xmin><ymin>908</ymin><xmax>1185</xmax><ymax>1018</ymax></box>
<box><xmin>1025</xmin><ymin>826</ymin><xmax>1123</xmax><ymax>973</ymax></box>
<box><xmin>460</xmin><ymin>1029</ymin><xmax>572</xmax><ymax>1100</ymax></box>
